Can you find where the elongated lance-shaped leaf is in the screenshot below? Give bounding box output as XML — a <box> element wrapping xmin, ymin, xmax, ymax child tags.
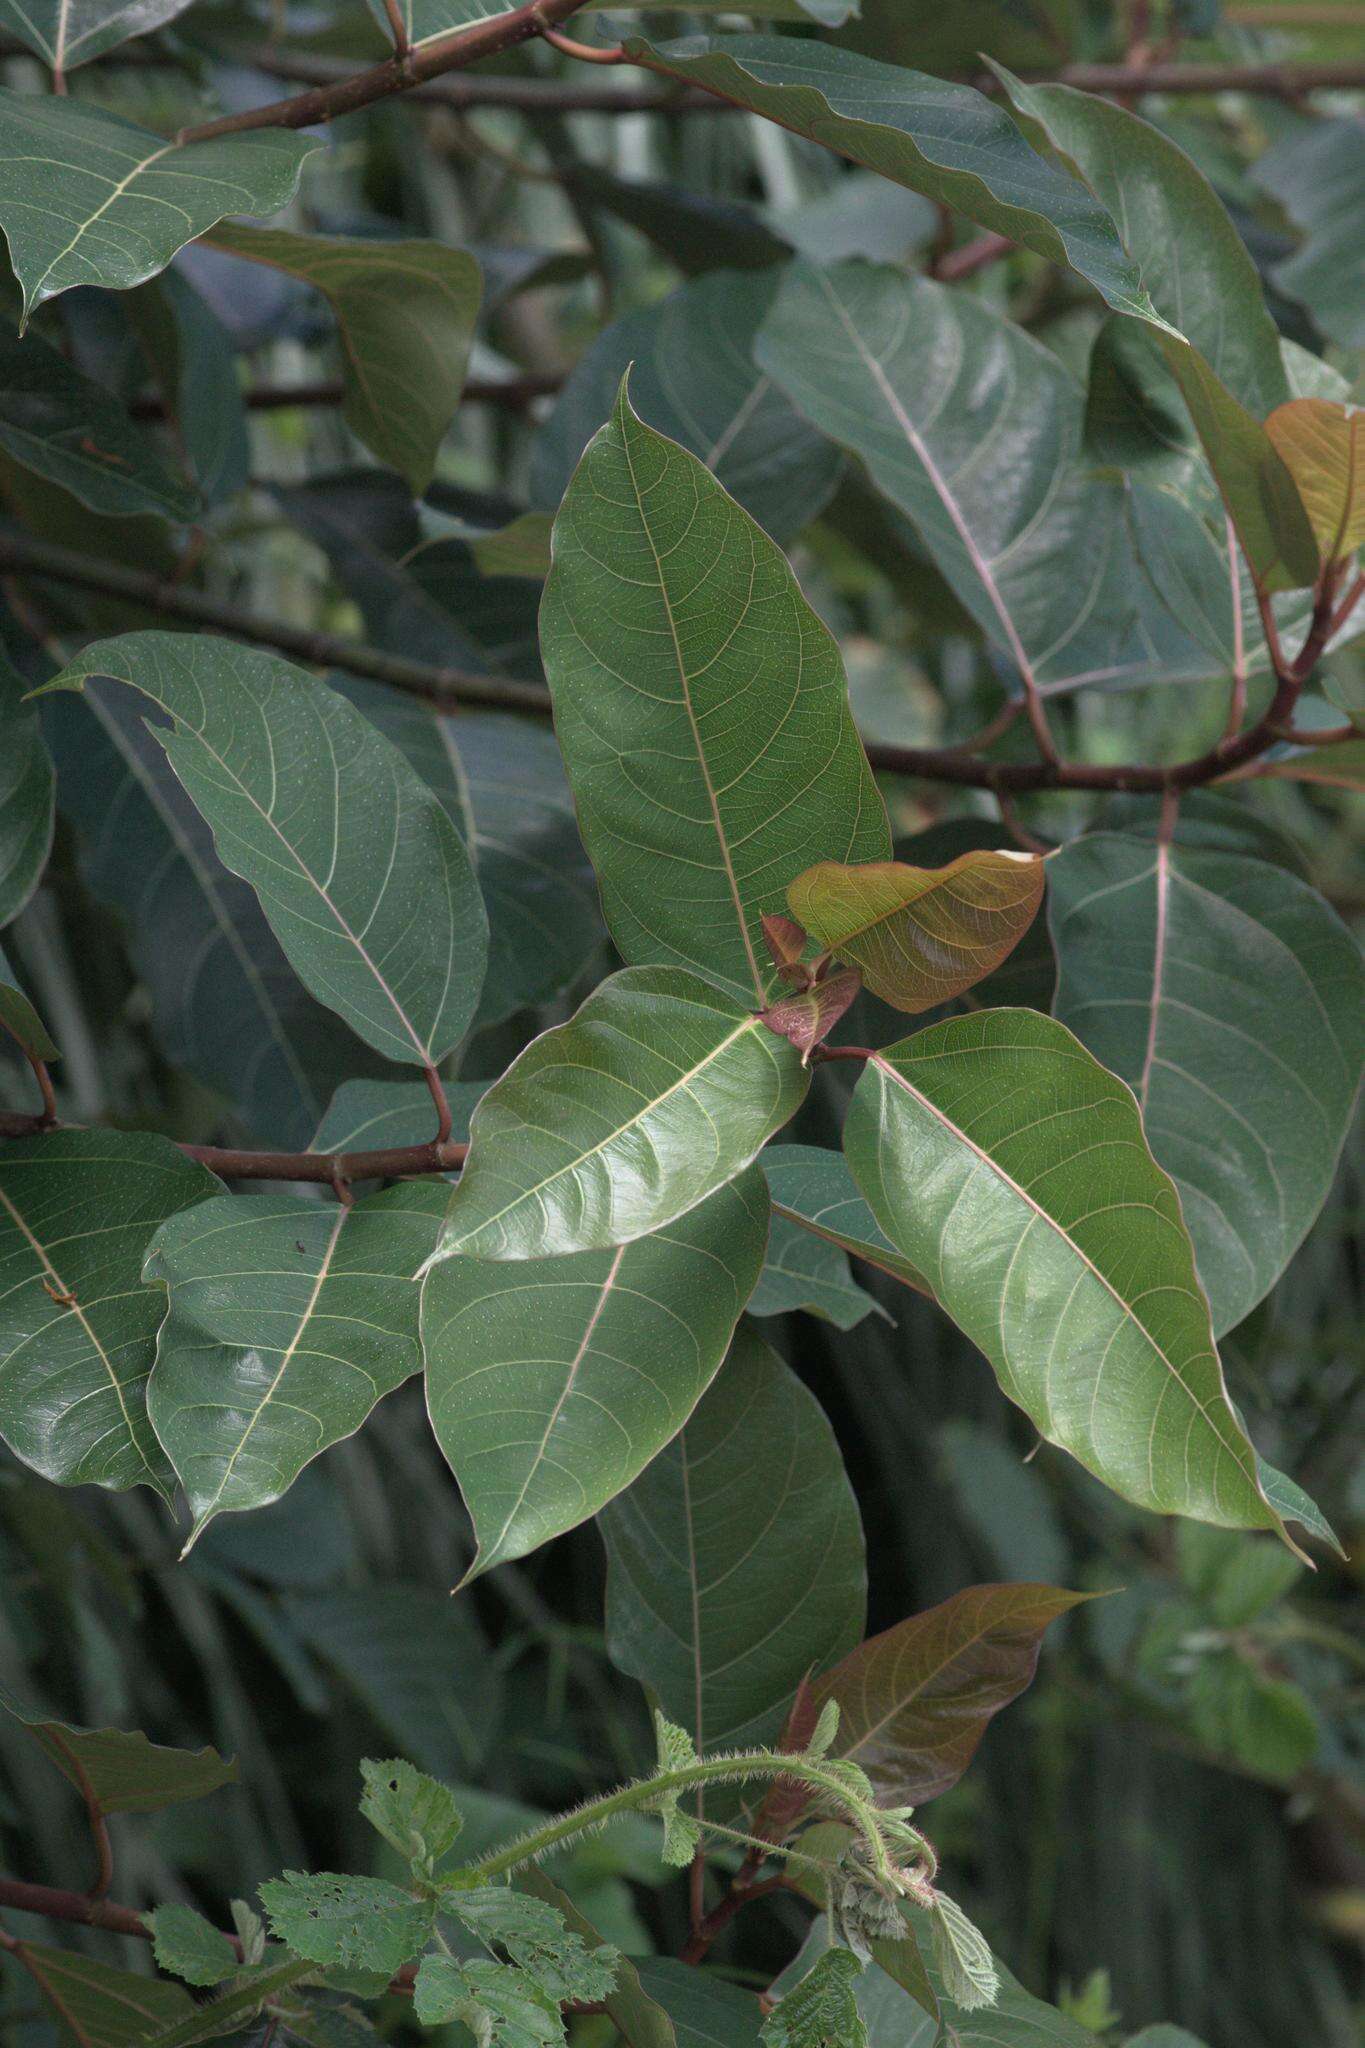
<box><xmin>1048</xmin><ymin>835</ymin><xmax>1365</xmax><ymax>1337</ymax></box>
<box><xmin>206</xmin><ymin>226</ymin><xmax>481</xmax><ymax>497</ymax></box>
<box><xmin>540</xmin><ymin>379</ymin><xmax>889</xmax><ymax>1007</ymax></box>
<box><xmin>0</xmin><ymin>89</ymin><xmax>316</xmax><ymax>325</ymax></box>
<box><xmin>0</xmin><ymin>1130</ymin><xmax>220</xmax><ymax>1499</ymax></box>
<box><xmin>842</xmin><ymin>1010</ymin><xmax>1295</xmax><ymax>1548</ymax></box>
<box><xmin>434</xmin><ymin>967</ymin><xmax>808</xmax><ymax>1262</ymax></box>
<box><xmin>0</xmin><ymin>1685</ymin><xmax>236</xmax><ymax>1813</ymax></box>
<box><xmin>1264</xmin><ymin>398</ymin><xmax>1365</xmax><ymax>570</ymax></box>
<box><xmin>144</xmin><ymin>1182</ymin><xmax>448</xmax><ymax>1551</ymax></box>
<box><xmin>0</xmin><ymin>0</ymin><xmax>197</xmax><ymax>71</ymax></box>
<box><xmin>809</xmin><ymin>1584</ymin><xmax>1087</xmax><ymax>1806</ymax></box>
<box><xmin>0</xmin><ymin>653</ymin><xmax>53</xmax><ymax>926</ymax></box>
<box><xmin>600</xmin><ymin>1323</ymin><xmax>866</xmax><ymax>1753</ymax></box>
<box><xmin>789</xmin><ymin>850</ymin><xmax>1044</xmax><ymax>1014</ymax></box>
<box><xmin>992</xmin><ymin>71</ymin><xmax>1318</xmax><ymax>592</ymax></box>
<box><xmin>39</xmin><ymin>635</ymin><xmax>489</xmax><ymax>1067</ymax></box>
<box><xmin>423</xmin><ymin>1169</ymin><xmax>768</xmax><ymax>1580</ymax></box>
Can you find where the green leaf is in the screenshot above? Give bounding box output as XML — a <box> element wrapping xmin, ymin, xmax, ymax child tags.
<box><xmin>1253</xmin><ymin>117</ymin><xmax>1365</xmax><ymax>351</ymax></box>
<box><xmin>206</xmin><ymin>226</ymin><xmax>480</xmax><ymax>496</ymax></box>
<box><xmin>0</xmin><ymin>1129</ymin><xmax>220</xmax><ymax>1498</ymax></box>
<box><xmin>434</xmin><ymin>967</ymin><xmax>808</xmax><ymax>1262</ymax></box>
<box><xmin>40</xmin><ymin>634</ymin><xmax>488</xmax><ymax>1065</ymax></box>
<box><xmin>626</xmin><ymin>38</ymin><xmax>1153</xmax><ymax>321</ymax></box>
<box><xmin>540</xmin><ymin>380</ymin><xmax>888</xmax><ymax>1006</ymax></box>
<box><xmin>748</xmin><ymin>1208</ymin><xmax>885</xmax><ymax>1332</ymax></box>
<box><xmin>601</xmin><ymin>1324</ymin><xmax>866</xmax><ymax>1752</ymax></box>
<box><xmin>0</xmin><ymin>324</ymin><xmax>196</xmax><ymax>520</ymax></box>
<box><xmin>519</xmin><ymin>1869</ymin><xmax>676</xmax><ymax>2048</ymax></box>
<box><xmin>359</xmin><ymin>1757</ymin><xmax>464</xmax><ymax>1867</ymax></box>
<box><xmin>124</xmin><ymin>269</ymin><xmax>249</xmax><ymax>507</ymax></box>
<box><xmin>413</xmin><ymin>1955</ymin><xmax>561</xmax><ymax>2048</ymax></box>
<box><xmin>842</xmin><ymin>1011</ymin><xmax>1291</xmax><ymax>1545</ymax></box>
<box><xmin>423</xmin><ymin>1169</ymin><xmax>768</xmax><ymax>1577</ymax></box>
<box><xmin>260</xmin><ymin>1872</ymin><xmax>434</xmax><ymax>1976</ymax></box>
<box><xmin>311</xmin><ymin>1077</ymin><xmax>484</xmax><ymax>1154</ymax></box>
<box><xmin>531</xmin><ymin>268</ymin><xmax>843</xmax><ymax>547</ymax></box>
<box><xmin>143</xmin><ymin>1181</ymin><xmax>448</xmax><ymax>1550</ymax></box>
<box><xmin>0</xmin><ymin>0</ymin><xmax>196</xmax><ymax>71</ymax></box>
<box><xmin>0</xmin><ymin>940</ymin><xmax>57</xmax><ymax>1060</ymax></box>
<box><xmin>5</xmin><ymin>1943</ymin><xmax>194</xmax><ymax>2048</ymax></box>
<box><xmin>1185</xmin><ymin>1652</ymin><xmax>1318</xmax><ymax>1781</ymax></box>
<box><xmin>374</xmin><ymin>0</ymin><xmax>851</xmax><ymax>44</ymax></box>
<box><xmin>762</xmin><ymin>1144</ymin><xmax>928</xmax><ymax>1298</ymax></box>
<box><xmin>1048</xmin><ymin>835</ymin><xmax>1365</xmax><ymax>1335</ymax></box>
<box><xmin>145</xmin><ymin>1905</ymin><xmax>238</xmax><ymax>1988</ymax></box>
<box><xmin>140</xmin><ymin>1957</ymin><xmax>317</xmax><ymax>2047</ymax></box>
<box><xmin>992</xmin><ymin>72</ymin><xmax>1318</xmax><ymax>591</ymax></box>
<box><xmin>810</xmin><ymin>1584</ymin><xmax>1086</xmax><ymax>1805</ymax></box>
<box><xmin>927</xmin><ymin>1895</ymin><xmax>999</xmax><ymax>2013</ymax></box>
<box><xmin>763</xmin><ymin>1948</ymin><xmax>867</xmax><ymax>2048</ymax></box>
<box><xmin>450</xmin><ymin>1887</ymin><xmax>619</xmax><ymax>2003</ymax></box>
<box><xmin>0</xmin><ymin>90</ymin><xmax>316</xmax><ymax>324</ymax></box>
<box><xmin>0</xmin><ymin>1686</ymin><xmax>237</xmax><ymax>1815</ymax></box>
<box><xmin>0</xmin><ymin>652</ymin><xmax>53</xmax><ymax>925</ymax></box>
<box><xmin>814</xmin><ymin>1916</ymin><xmax>1098</xmax><ymax>2048</ymax></box>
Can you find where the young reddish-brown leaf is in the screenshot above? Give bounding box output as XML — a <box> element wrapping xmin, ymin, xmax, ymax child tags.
<box><xmin>810</xmin><ymin>1582</ymin><xmax>1088</xmax><ymax>1804</ymax></box>
<box><xmin>761</xmin><ymin>912</ymin><xmax>812</xmax><ymax>979</ymax></box>
<box><xmin>787</xmin><ymin>851</ymin><xmax>1044</xmax><ymax>1014</ymax></box>
<box><xmin>1265</xmin><ymin>398</ymin><xmax>1365</xmax><ymax>570</ymax></box>
<box><xmin>759</xmin><ymin>969</ymin><xmax>862</xmax><ymax>1061</ymax></box>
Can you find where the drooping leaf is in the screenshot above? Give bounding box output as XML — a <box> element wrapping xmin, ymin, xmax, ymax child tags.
<box><xmin>260</xmin><ymin>1872</ymin><xmax>434</xmax><ymax>1976</ymax></box>
<box><xmin>761</xmin><ymin>1144</ymin><xmax>928</xmax><ymax>1298</ymax></box>
<box><xmin>0</xmin><ymin>940</ymin><xmax>57</xmax><ymax>1061</ymax></box>
<box><xmin>434</xmin><ymin>967</ymin><xmax>808</xmax><ymax>1262</ymax></box>
<box><xmin>842</xmin><ymin>1011</ymin><xmax>1291</xmax><ymax>1544</ymax></box>
<box><xmin>311</xmin><ymin>1077</ymin><xmax>484</xmax><ymax>1155</ymax></box>
<box><xmin>531</xmin><ymin>267</ymin><xmax>843</xmax><ymax>546</ymax></box>
<box><xmin>0</xmin><ymin>90</ymin><xmax>316</xmax><ymax>324</ymax></box>
<box><xmin>145</xmin><ymin>1905</ymin><xmax>238</xmax><ymax>1988</ymax></box>
<box><xmin>1048</xmin><ymin>835</ymin><xmax>1365</xmax><ymax>1335</ymax></box>
<box><xmin>1252</xmin><ymin>117</ymin><xmax>1365</xmax><ymax>350</ymax></box>
<box><xmin>540</xmin><ymin>381</ymin><xmax>889</xmax><ymax>1006</ymax></box>
<box><xmin>519</xmin><ymin>1870</ymin><xmax>676</xmax><ymax>2048</ymax></box>
<box><xmin>206</xmin><ymin>226</ymin><xmax>481</xmax><ymax>496</ymax></box>
<box><xmin>40</xmin><ymin>635</ymin><xmax>489</xmax><ymax>1066</ymax></box>
<box><xmin>1264</xmin><ymin>398</ymin><xmax>1365</xmax><ymax>571</ymax></box>
<box><xmin>789</xmin><ymin>850</ymin><xmax>1043</xmax><ymax>1014</ymax></box>
<box><xmin>0</xmin><ymin>1129</ymin><xmax>220</xmax><ymax>1499</ymax></box>
<box><xmin>0</xmin><ymin>0</ymin><xmax>197</xmax><ymax>72</ymax></box>
<box><xmin>762</xmin><ymin>1947</ymin><xmax>867</xmax><ymax>2048</ymax></box>
<box><xmin>143</xmin><ymin>1181</ymin><xmax>448</xmax><ymax>1550</ymax></box>
<box><xmin>0</xmin><ymin>653</ymin><xmax>53</xmax><ymax>926</ymax></box>
<box><xmin>926</xmin><ymin>1896</ymin><xmax>999</xmax><ymax>2014</ymax></box>
<box><xmin>0</xmin><ymin>324</ymin><xmax>197</xmax><ymax>520</ymax></box>
<box><xmin>359</xmin><ymin>1757</ymin><xmax>464</xmax><ymax>1868</ymax></box>
<box><xmin>449</xmin><ymin>1888</ymin><xmax>619</xmax><ymax>2004</ymax></box>
<box><xmin>4</xmin><ymin>1943</ymin><xmax>194</xmax><ymax>2048</ymax></box>
<box><xmin>810</xmin><ymin>1583</ymin><xmax>1086</xmax><ymax>1805</ymax></box>
<box><xmin>423</xmin><ymin>1169</ymin><xmax>768</xmax><ymax>1578</ymax></box>
<box><xmin>0</xmin><ymin>1685</ymin><xmax>237</xmax><ymax>1813</ymax></box>
<box><xmin>601</xmin><ymin>1324</ymin><xmax>866</xmax><ymax>1753</ymax></box>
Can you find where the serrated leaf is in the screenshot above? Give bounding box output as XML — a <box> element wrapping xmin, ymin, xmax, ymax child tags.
<box><xmin>842</xmin><ymin>1011</ymin><xmax>1291</xmax><ymax>1545</ymax></box>
<box><xmin>0</xmin><ymin>1129</ymin><xmax>220</xmax><ymax>1498</ymax></box>
<box><xmin>0</xmin><ymin>90</ymin><xmax>315</xmax><ymax>324</ymax></box>
<box><xmin>434</xmin><ymin>967</ymin><xmax>807</xmax><ymax>1262</ymax></box>
<box><xmin>540</xmin><ymin>380</ymin><xmax>888</xmax><ymax>1007</ymax></box>
<box><xmin>5</xmin><ymin>1942</ymin><xmax>194</xmax><ymax>2047</ymax></box>
<box><xmin>1048</xmin><ymin>835</ymin><xmax>1365</xmax><ymax>1335</ymax></box>
<box><xmin>519</xmin><ymin>1869</ymin><xmax>676</xmax><ymax>2048</ymax></box>
<box><xmin>789</xmin><ymin>852</ymin><xmax>1043</xmax><ymax>1014</ymax></box>
<box><xmin>928</xmin><ymin>1895</ymin><xmax>999</xmax><ymax>2012</ymax></box>
<box><xmin>143</xmin><ymin>1181</ymin><xmax>447</xmax><ymax>1549</ymax></box>
<box><xmin>207</xmin><ymin>226</ymin><xmax>480</xmax><ymax>496</ymax></box>
<box><xmin>1264</xmin><ymin>398</ymin><xmax>1365</xmax><ymax>570</ymax></box>
<box><xmin>0</xmin><ymin>940</ymin><xmax>57</xmax><ymax>1060</ymax></box>
<box><xmin>601</xmin><ymin>1325</ymin><xmax>865</xmax><ymax>1753</ymax></box>
<box><xmin>414</xmin><ymin>1955</ymin><xmax>562</xmax><ymax>2048</ymax></box>
<box><xmin>761</xmin><ymin>1145</ymin><xmax>928</xmax><ymax>1299</ymax></box>
<box><xmin>359</xmin><ymin>1757</ymin><xmax>463</xmax><ymax>1867</ymax></box>
<box><xmin>763</xmin><ymin>1947</ymin><xmax>867</xmax><ymax>2048</ymax></box>
<box><xmin>451</xmin><ymin>1887</ymin><xmax>619</xmax><ymax>2003</ymax></box>
<box><xmin>0</xmin><ymin>0</ymin><xmax>196</xmax><ymax>70</ymax></box>
<box><xmin>260</xmin><ymin>1872</ymin><xmax>434</xmax><ymax>1976</ymax></box>
<box><xmin>810</xmin><ymin>1584</ymin><xmax>1085</xmax><ymax>1806</ymax></box>
<box><xmin>146</xmin><ymin>1905</ymin><xmax>238</xmax><ymax>1988</ymax></box>
<box><xmin>39</xmin><ymin>635</ymin><xmax>488</xmax><ymax>1066</ymax></box>
<box><xmin>0</xmin><ymin>323</ymin><xmax>196</xmax><ymax>520</ymax></box>
<box><xmin>0</xmin><ymin>1686</ymin><xmax>237</xmax><ymax>1816</ymax></box>
<box><xmin>0</xmin><ymin>653</ymin><xmax>53</xmax><ymax>926</ymax></box>
<box><xmin>423</xmin><ymin>1169</ymin><xmax>768</xmax><ymax>1576</ymax></box>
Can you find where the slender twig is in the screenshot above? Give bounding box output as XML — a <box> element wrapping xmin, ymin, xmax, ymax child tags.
<box><xmin>0</xmin><ymin>1012</ymin><xmax>57</xmax><ymax>1130</ymax></box>
<box><xmin>128</xmin><ymin>372</ymin><xmax>562</xmax><ymax>419</ymax></box>
<box><xmin>537</xmin><ymin>23</ymin><xmax>623</xmax><ymax>64</ymax></box>
<box><xmin>0</xmin><ymin>1106</ymin><xmax>467</xmax><ymax>1182</ymax></box>
<box><xmin>932</xmin><ymin>232</ymin><xmax>1013</xmax><ymax>283</ymax></box>
<box><xmin>423</xmin><ymin>1064</ymin><xmax>454</xmax><ymax>1148</ymax></box>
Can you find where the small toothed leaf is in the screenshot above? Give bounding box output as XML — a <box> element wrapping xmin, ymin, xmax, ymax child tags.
<box><xmin>359</xmin><ymin>1758</ymin><xmax>463</xmax><ymax>1870</ymax></box>
<box><xmin>928</xmin><ymin>1893</ymin><xmax>1000</xmax><ymax>2013</ymax></box>
<box><xmin>762</xmin><ymin>1947</ymin><xmax>868</xmax><ymax>2048</ymax></box>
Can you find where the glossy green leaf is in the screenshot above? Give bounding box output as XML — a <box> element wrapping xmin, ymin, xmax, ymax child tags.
<box><xmin>41</xmin><ymin>635</ymin><xmax>489</xmax><ymax>1066</ymax></box>
<box><xmin>260</xmin><ymin>1871</ymin><xmax>434</xmax><ymax>1975</ymax></box>
<box><xmin>207</xmin><ymin>225</ymin><xmax>480</xmax><ymax>496</ymax></box>
<box><xmin>424</xmin><ymin>1169</ymin><xmax>767</xmax><ymax>1579</ymax></box>
<box><xmin>1253</xmin><ymin>117</ymin><xmax>1365</xmax><ymax>351</ymax></box>
<box><xmin>762</xmin><ymin>1144</ymin><xmax>928</xmax><ymax>1297</ymax></box>
<box><xmin>625</xmin><ymin>38</ymin><xmax>1154</xmax><ymax>321</ymax></box>
<box><xmin>0</xmin><ymin>324</ymin><xmax>196</xmax><ymax>520</ymax></box>
<box><xmin>0</xmin><ymin>0</ymin><xmax>196</xmax><ymax>72</ymax></box>
<box><xmin>810</xmin><ymin>1583</ymin><xmax>1086</xmax><ymax>1805</ymax></box>
<box><xmin>0</xmin><ymin>1684</ymin><xmax>237</xmax><ymax>1812</ymax></box>
<box><xmin>0</xmin><ymin>89</ymin><xmax>316</xmax><ymax>324</ymax></box>
<box><xmin>842</xmin><ymin>1011</ymin><xmax>1290</xmax><ymax>1544</ymax></box>
<box><xmin>146</xmin><ymin>1905</ymin><xmax>238</xmax><ymax>1987</ymax></box>
<box><xmin>748</xmin><ymin>1209</ymin><xmax>885</xmax><ymax>1332</ymax></box>
<box><xmin>789</xmin><ymin>850</ymin><xmax>1043</xmax><ymax>1014</ymax></box>
<box><xmin>601</xmin><ymin>1324</ymin><xmax>865</xmax><ymax>1753</ymax></box>
<box><xmin>1049</xmin><ymin>835</ymin><xmax>1365</xmax><ymax>1335</ymax></box>
<box><xmin>435</xmin><ymin>968</ymin><xmax>808</xmax><ymax>1262</ymax></box>
<box><xmin>143</xmin><ymin>1182</ymin><xmax>448</xmax><ymax>1550</ymax></box>
<box><xmin>42</xmin><ymin>682</ymin><xmax>373</xmax><ymax>1148</ymax></box>
<box><xmin>0</xmin><ymin>653</ymin><xmax>53</xmax><ymax>926</ymax></box>
<box><xmin>0</xmin><ymin>940</ymin><xmax>57</xmax><ymax>1060</ymax></box>
<box><xmin>5</xmin><ymin>1944</ymin><xmax>194</xmax><ymax>2048</ymax></box>
<box><xmin>540</xmin><ymin>381</ymin><xmax>888</xmax><ymax>1006</ymax></box>
<box><xmin>531</xmin><ymin>268</ymin><xmax>843</xmax><ymax>547</ymax></box>
<box><xmin>994</xmin><ymin>72</ymin><xmax>1318</xmax><ymax>591</ymax></box>
<box><xmin>311</xmin><ymin>1077</ymin><xmax>484</xmax><ymax>1155</ymax></box>
<box><xmin>0</xmin><ymin>1129</ymin><xmax>220</xmax><ymax>1499</ymax></box>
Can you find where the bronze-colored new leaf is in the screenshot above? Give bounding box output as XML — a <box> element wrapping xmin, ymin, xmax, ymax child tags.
<box><xmin>787</xmin><ymin>850</ymin><xmax>1044</xmax><ymax>1013</ymax></box>
<box><xmin>809</xmin><ymin>1582</ymin><xmax>1087</xmax><ymax>1805</ymax></box>
<box><xmin>1265</xmin><ymin>398</ymin><xmax>1365</xmax><ymax>570</ymax></box>
<box><xmin>760</xmin><ymin>969</ymin><xmax>862</xmax><ymax>1060</ymax></box>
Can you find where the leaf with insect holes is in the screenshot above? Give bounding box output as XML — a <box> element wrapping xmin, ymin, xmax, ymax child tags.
<box><xmin>763</xmin><ymin>1947</ymin><xmax>868</xmax><ymax>2048</ymax></box>
<box><xmin>413</xmin><ymin>1956</ymin><xmax>561</xmax><ymax>2048</ymax></box>
<box><xmin>842</xmin><ymin>1011</ymin><xmax>1294</xmax><ymax>1547</ymax></box>
<box><xmin>259</xmin><ymin>1872</ymin><xmax>434</xmax><ymax>1976</ymax></box>
<box><xmin>540</xmin><ymin>379</ymin><xmax>889</xmax><ymax>1007</ymax></box>
<box><xmin>38</xmin><ymin>636</ymin><xmax>488</xmax><ymax>1066</ymax></box>
<box><xmin>359</xmin><ymin>1758</ymin><xmax>463</xmax><ymax>1868</ymax></box>
<box><xmin>0</xmin><ymin>1685</ymin><xmax>237</xmax><ymax>1816</ymax></box>
<box><xmin>145</xmin><ymin>1906</ymin><xmax>238</xmax><ymax>1988</ymax></box>
<box><xmin>1264</xmin><ymin>400</ymin><xmax>1365</xmax><ymax>570</ymax></box>
<box><xmin>449</xmin><ymin>1888</ymin><xmax>619</xmax><ymax>2003</ymax></box>
<box><xmin>788</xmin><ymin>853</ymin><xmax>1043</xmax><ymax>1014</ymax></box>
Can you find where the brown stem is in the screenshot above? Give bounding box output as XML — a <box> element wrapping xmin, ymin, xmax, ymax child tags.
<box><xmin>0</xmin><ymin>1010</ymin><xmax>58</xmax><ymax>1130</ymax></box>
<box><xmin>176</xmin><ymin>0</ymin><xmax>593</xmax><ymax>140</ymax></box>
<box><xmin>0</xmin><ymin>1107</ymin><xmax>467</xmax><ymax>1182</ymax></box>
<box><xmin>679</xmin><ymin>1874</ymin><xmax>787</xmax><ymax>1967</ymax></box>
<box><xmin>128</xmin><ymin>372</ymin><xmax>562</xmax><ymax>419</ymax></box>
<box><xmin>423</xmin><ymin>1064</ymin><xmax>454</xmax><ymax>1147</ymax></box>
<box><xmin>932</xmin><ymin>232</ymin><xmax>1013</xmax><ymax>282</ymax></box>
<box><xmin>537</xmin><ymin>23</ymin><xmax>623</xmax><ymax>63</ymax></box>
